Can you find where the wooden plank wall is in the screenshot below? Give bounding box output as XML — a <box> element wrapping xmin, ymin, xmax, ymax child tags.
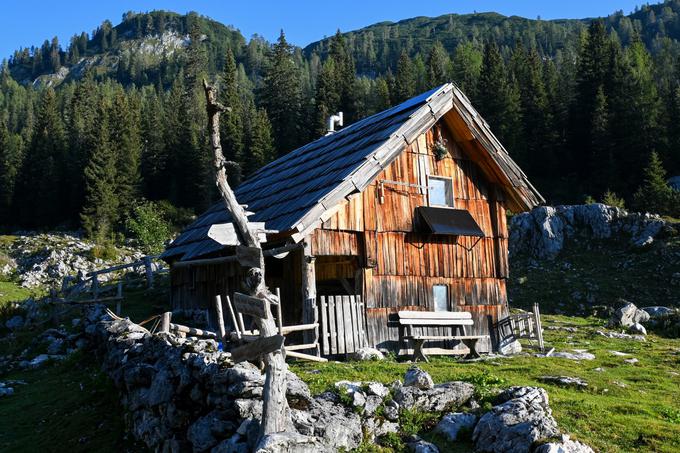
<box><xmin>313</xmin><ymin>121</ymin><xmax>511</xmax><ymax>353</ymax></box>
<box><xmin>169</xmin><ymin>250</ymin><xmax>303</xmax><ymax>329</ymax></box>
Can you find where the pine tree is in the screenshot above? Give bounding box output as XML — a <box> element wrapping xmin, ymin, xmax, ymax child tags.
<box><xmin>260</xmin><ymin>31</ymin><xmax>303</xmax><ymax>155</ymax></box>
<box><xmin>16</xmin><ymin>87</ymin><xmax>66</xmax><ymax>227</ymax></box>
<box><xmin>569</xmin><ymin>20</ymin><xmax>612</xmax><ymax>182</ymax></box>
<box><xmin>589</xmin><ymin>86</ymin><xmax>614</xmax><ymax>195</ymax></box>
<box><xmin>632</xmin><ymin>151</ymin><xmax>675</xmax><ymax>215</ymax></box>
<box><xmin>394</xmin><ymin>50</ymin><xmax>416</xmax><ymax>102</ymax></box>
<box><xmin>314</xmin><ymin>58</ymin><xmax>341</xmax><ymax>136</ymax></box>
<box><xmin>140</xmin><ymin>88</ymin><xmax>168</xmax><ymax>200</ymax></box>
<box><xmin>220</xmin><ymin>48</ymin><xmax>244</xmax><ymax>165</ymax></box>
<box><xmin>328</xmin><ymin>30</ymin><xmax>357</xmax><ymax>122</ymax></box>
<box><xmin>451</xmin><ymin>41</ymin><xmax>482</xmax><ymax>100</ymax></box>
<box><xmin>244</xmin><ymin>101</ymin><xmax>275</xmax><ymax>176</ymax></box>
<box><xmin>426</xmin><ymin>41</ymin><xmax>450</xmax><ymax>88</ymax></box>
<box><xmin>608</xmin><ymin>36</ymin><xmax>661</xmax><ymax>194</ymax></box>
<box><xmin>81</xmin><ymin>103</ymin><xmax>120</xmax><ymax>238</ymax></box>
<box><xmin>477</xmin><ymin>42</ymin><xmax>523</xmax><ymax>157</ymax></box>
<box><xmin>0</xmin><ymin>114</ymin><xmax>22</xmax><ymax>219</ymax></box>
<box><xmin>109</xmin><ymin>90</ymin><xmax>142</xmax><ymax>216</ymax></box>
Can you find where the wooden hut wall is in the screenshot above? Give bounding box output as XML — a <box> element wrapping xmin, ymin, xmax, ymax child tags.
<box><xmin>313</xmin><ymin>121</ymin><xmax>510</xmax><ymax>352</ymax></box>
<box><xmin>169</xmin><ymin>251</ymin><xmax>302</xmax><ymax>330</ymax></box>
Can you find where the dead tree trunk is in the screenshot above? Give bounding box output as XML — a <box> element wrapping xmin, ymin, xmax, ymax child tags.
<box><xmin>203</xmin><ymin>80</ymin><xmax>289</xmax><ymax>440</ymax></box>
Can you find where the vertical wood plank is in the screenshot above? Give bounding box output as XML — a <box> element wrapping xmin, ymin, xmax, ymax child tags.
<box><xmin>351</xmin><ymin>295</ymin><xmax>360</xmax><ymax>349</ymax></box>
<box><xmin>320</xmin><ymin>296</ymin><xmax>329</xmax><ymax>355</ymax></box>
<box><xmin>345</xmin><ymin>296</ymin><xmax>356</xmax><ymax>353</ymax></box>
<box><xmin>328</xmin><ymin>296</ymin><xmax>338</xmax><ymax>354</ymax></box>
<box><xmin>336</xmin><ymin>295</ymin><xmax>346</xmax><ymax>354</ymax></box>
<box><xmin>348</xmin><ymin>296</ymin><xmax>358</xmax><ymax>352</ymax></box>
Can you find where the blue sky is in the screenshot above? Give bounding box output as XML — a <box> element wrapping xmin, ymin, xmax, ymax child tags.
<box><xmin>1</xmin><ymin>0</ymin><xmax>650</xmax><ymax>60</ymax></box>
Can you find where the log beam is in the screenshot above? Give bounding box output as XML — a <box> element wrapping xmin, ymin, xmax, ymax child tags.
<box><xmin>203</xmin><ymin>80</ymin><xmax>289</xmax><ymax>441</ymax></box>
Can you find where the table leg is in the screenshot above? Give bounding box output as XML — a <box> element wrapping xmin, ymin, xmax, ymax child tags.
<box><xmin>462</xmin><ymin>338</ymin><xmax>480</xmax><ymax>359</ymax></box>
<box><xmin>414</xmin><ymin>339</ymin><xmax>429</xmax><ymax>362</ymax></box>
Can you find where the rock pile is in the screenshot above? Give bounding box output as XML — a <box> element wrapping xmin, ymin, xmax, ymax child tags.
<box><xmin>81</xmin><ymin>307</ymin><xmax>594</xmax><ymax>453</ymax></box>
<box><xmin>510</xmin><ymin>204</ymin><xmax>667</xmax><ymax>260</ymax></box>
<box><xmin>2</xmin><ymin>233</ymin><xmax>144</xmax><ymax>288</ymax></box>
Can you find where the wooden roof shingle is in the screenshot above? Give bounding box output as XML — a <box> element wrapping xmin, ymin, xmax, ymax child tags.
<box><xmin>162</xmin><ymin>84</ymin><xmax>544</xmax><ymax>262</ymax></box>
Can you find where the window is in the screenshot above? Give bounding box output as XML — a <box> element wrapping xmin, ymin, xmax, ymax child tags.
<box><xmin>433</xmin><ymin>285</ymin><xmax>449</xmax><ymax>312</ymax></box>
<box><xmin>428</xmin><ymin>176</ymin><xmax>454</xmax><ymax>207</ymax></box>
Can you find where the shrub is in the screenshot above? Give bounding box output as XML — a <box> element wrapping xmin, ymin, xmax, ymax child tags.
<box><xmin>601</xmin><ymin>190</ymin><xmax>626</xmax><ymax>209</ymax></box>
<box><xmin>125</xmin><ymin>201</ymin><xmax>172</xmax><ymax>254</ymax></box>
<box><xmin>584</xmin><ymin>195</ymin><xmax>597</xmax><ymax>205</ymax></box>
<box><xmin>632</xmin><ymin>151</ymin><xmax>677</xmax><ymax>216</ymax></box>
<box><xmin>90</xmin><ymin>236</ymin><xmax>119</xmax><ymax>261</ymax></box>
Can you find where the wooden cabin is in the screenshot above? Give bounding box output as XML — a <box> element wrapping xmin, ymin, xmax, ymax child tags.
<box><xmin>161</xmin><ymin>83</ymin><xmax>543</xmax><ymax>355</ymax></box>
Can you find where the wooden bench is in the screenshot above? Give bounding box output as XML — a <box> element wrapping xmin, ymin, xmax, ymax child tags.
<box><xmin>397</xmin><ymin>311</ymin><xmax>489</xmax><ymax>362</ymax></box>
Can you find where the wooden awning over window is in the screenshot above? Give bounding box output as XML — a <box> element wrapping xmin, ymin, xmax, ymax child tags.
<box><xmin>417</xmin><ymin>206</ymin><xmax>485</xmax><ymax>237</ymax></box>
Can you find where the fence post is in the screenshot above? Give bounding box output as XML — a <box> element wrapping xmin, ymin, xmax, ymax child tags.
<box><xmin>144</xmin><ymin>256</ymin><xmax>154</xmax><ymax>289</ymax></box>
<box><xmin>533</xmin><ymin>303</ymin><xmax>544</xmax><ymax>352</ymax></box>
<box><xmin>160</xmin><ymin>312</ymin><xmax>172</xmax><ymax>333</ymax></box>
<box><xmin>275</xmin><ymin>288</ymin><xmax>283</xmax><ymax>336</ymax></box>
<box><xmin>91</xmin><ymin>275</ymin><xmax>99</xmax><ymax>300</ymax></box>
<box><xmin>215</xmin><ymin>295</ymin><xmax>227</xmax><ymax>344</ymax></box>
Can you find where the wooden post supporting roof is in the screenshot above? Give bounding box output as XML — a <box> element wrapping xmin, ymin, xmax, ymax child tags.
<box><xmin>203</xmin><ymin>80</ymin><xmax>289</xmax><ymax>443</ymax></box>
<box><xmin>301</xmin><ymin>238</ymin><xmax>317</xmax><ymax>345</ymax></box>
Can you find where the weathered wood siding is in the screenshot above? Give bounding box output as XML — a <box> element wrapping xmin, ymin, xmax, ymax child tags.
<box><xmin>169</xmin><ymin>251</ymin><xmax>303</xmax><ymax>329</ymax></box>
<box><xmin>311</xmin><ymin>121</ymin><xmax>510</xmax><ymax>352</ymax></box>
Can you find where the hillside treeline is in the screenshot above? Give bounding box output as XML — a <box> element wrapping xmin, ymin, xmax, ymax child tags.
<box><xmin>1</xmin><ymin>7</ymin><xmax>680</xmax><ymax>238</ymax></box>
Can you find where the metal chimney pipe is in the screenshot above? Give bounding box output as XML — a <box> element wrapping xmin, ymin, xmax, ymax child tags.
<box><xmin>326</xmin><ymin>112</ymin><xmax>344</xmax><ymax>135</ymax></box>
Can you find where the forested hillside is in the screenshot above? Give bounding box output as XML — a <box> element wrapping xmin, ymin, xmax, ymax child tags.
<box><xmin>1</xmin><ymin>4</ymin><xmax>680</xmax><ymax>241</ymax></box>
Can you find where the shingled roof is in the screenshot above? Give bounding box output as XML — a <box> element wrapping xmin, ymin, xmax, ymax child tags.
<box><xmin>162</xmin><ymin>83</ymin><xmax>544</xmax><ymax>262</ymax></box>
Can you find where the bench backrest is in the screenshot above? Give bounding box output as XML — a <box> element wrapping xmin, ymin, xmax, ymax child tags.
<box><xmin>397</xmin><ymin>310</ymin><xmax>474</xmax><ymax>326</ymax></box>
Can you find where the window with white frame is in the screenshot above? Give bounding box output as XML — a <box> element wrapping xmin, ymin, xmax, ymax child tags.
<box><xmin>428</xmin><ymin>176</ymin><xmax>454</xmax><ymax>207</ymax></box>
<box><xmin>433</xmin><ymin>284</ymin><xmax>449</xmax><ymax>312</ymax></box>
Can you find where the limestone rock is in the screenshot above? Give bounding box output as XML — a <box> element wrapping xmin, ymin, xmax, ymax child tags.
<box><xmin>535</xmin><ymin>435</ymin><xmax>595</xmax><ymax>453</ymax></box>
<box><xmin>406</xmin><ymin>436</ymin><xmax>440</xmax><ymax>453</ymax></box>
<box><xmin>5</xmin><ymin>315</ymin><xmax>24</xmax><ymax>330</ymax></box>
<box><xmin>473</xmin><ymin>387</ymin><xmax>559</xmax><ymax>453</ymax></box>
<box><xmin>352</xmin><ymin>347</ymin><xmax>385</xmax><ymax>361</ymax></box>
<box><xmin>255</xmin><ymin>432</ymin><xmax>329</xmax><ymax>453</ymax></box>
<box><xmin>549</xmin><ymin>351</ymin><xmax>595</xmax><ymax>361</ymax></box>
<box><xmin>394</xmin><ymin>381</ymin><xmax>474</xmax><ymax>412</ymax></box>
<box><xmin>538</xmin><ymin>376</ymin><xmax>588</xmax><ymax>389</ymax></box>
<box><xmin>404</xmin><ymin>365</ymin><xmax>434</xmax><ymax>390</ymax></box>
<box><xmin>628</xmin><ymin>323</ymin><xmax>647</xmax><ymax>335</ymax></box>
<box><xmin>608</xmin><ymin>302</ymin><xmax>650</xmax><ymax>328</ymax></box>
<box><xmin>434</xmin><ymin>412</ymin><xmax>477</xmax><ymax>441</ymax></box>
<box><xmin>642</xmin><ymin>306</ymin><xmax>675</xmax><ymax>318</ymax></box>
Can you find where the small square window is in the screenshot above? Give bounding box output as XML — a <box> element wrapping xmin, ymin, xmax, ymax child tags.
<box><xmin>433</xmin><ymin>285</ymin><xmax>448</xmax><ymax>312</ymax></box>
<box><xmin>428</xmin><ymin>176</ymin><xmax>454</xmax><ymax>207</ymax></box>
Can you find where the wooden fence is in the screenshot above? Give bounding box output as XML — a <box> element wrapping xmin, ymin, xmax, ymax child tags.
<box><xmin>494</xmin><ymin>302</ymin><xmax>544</xmax><ymax>352</ymax></box>
<box><xmin>319</xmin><ymin>295</ymin><xmax>368</xmax><ymax>356</ymax></box>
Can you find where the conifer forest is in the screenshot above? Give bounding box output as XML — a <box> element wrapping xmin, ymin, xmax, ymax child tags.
<box><xmin>2</xmin><ymin>4</ymin><xmax>680</xmax><ymax>238</ymax></box>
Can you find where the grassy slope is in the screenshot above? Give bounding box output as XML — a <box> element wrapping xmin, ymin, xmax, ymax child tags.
<box><xmin>0</xmin><ymin>351</ymin><xmax>144</xmax><ymax>452</ymax></box>
<box><xmin>291</xmin><ymin>315</ymin><xmax>680</xmax><ymax>452</ymax></box>
<box><xmin>0</xmin><ymin>277</ymin><xmax>167</xmax><ymax>453</ymax></box>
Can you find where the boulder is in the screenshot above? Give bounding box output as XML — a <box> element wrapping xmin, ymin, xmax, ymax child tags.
<box><xmin>628</xmin><ymin>323</ymin><xmax>647</xmax><ymax>335</ymax></box>
<box><xmin>473</xmin><ymin>387</ymin><xmax>559</xmax><ymax>453</ymax></box>
<box><xmin>642</xmin><ymin>306</ymin><xmax>675</xmax><ymax>318</ymax></box>
<box><xmin>394</xmin><ymin>381</ymin><xmax>475</xmax><ymax>412</ymax></box>
<box><xmin>187</xmin><ymin>411</ymin><xmax>236</xmax><ymax>452</ymax></box>
<box><xmin>5</xmin><ymin>315</ymin><xmax>24</xmax><ymax>330</ymax></box>
<box><xmin>498</xmin><ymin>338</ymin><xmax>522</xmax><ymax>355</ymax></box>
<box><xmin>535</xmin><ymin>435</ymin><xmax>595</xmax><ymax>453</ymax></box>
<box><xmin>538</xmin><ymin>376</ymin><xmax>588</xmax><ymax>389</ymax></box>
<box><xmin>306</xmin><ymin>396</ymin><xmax>363</xmax><ymax>450</ymax></box>
<box><xmin>434</xmin><ymin>412</ymin><xmax>477</xmax><ymax>441</ymax></box>
<box><xmin>608</xmin><ymin>302</ymin><xmax>650</xmax><ymax>328</ymax></box>
<box><xmin>406</xmin><ymin>436</ymin><xmax>440</xmax><ymax>453</ymax></box>
<box><xmin>352</xmin><ymin>347</ymin><xmax>385</xmax><ymax>361</ymax></box>
<box><xmin>404</xmin><ymin>365</ymin><xmax>434</xmax><ymax>390</ymax></box>
<box><xmin>255</xmin><ymin>432</ymin><xmax>329</xmax><ymax>453</ymax></box>
<box><xmin>549</xmin><ymin>351</ymin><xmax>595</xmax><ymax>361</ymax></box>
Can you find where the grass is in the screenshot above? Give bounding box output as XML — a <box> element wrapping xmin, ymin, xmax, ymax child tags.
<box><xmin>0</xmin><ymin>350</ymin><xmax>146</xmax><ymax>452</ymax></box>
<box><xmin>509</xmin><ymin>233</ymin><xmax>680</xmax><ymax>315</ymax></box>
<box><xmin>290</xmin><ymin>315</ymin><xmax>680</xmax><ymax>453</ymax></box>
